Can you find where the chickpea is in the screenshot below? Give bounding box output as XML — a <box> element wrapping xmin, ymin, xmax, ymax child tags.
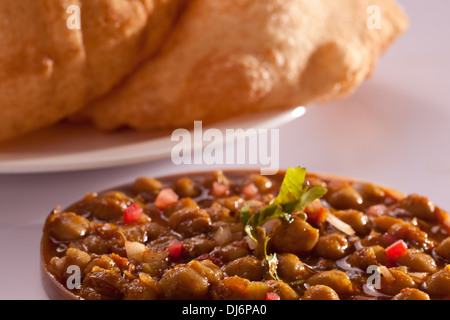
<box><xmin>435</xmin><ymin>236</ymin><xmax>450</xmax><ymax>260</ymax></box>
<box><xmin>370</xmin><ymin>245</ymin><xmax>387</xmax><ymax>264</ymax></box>
<box><xmin>164</xmin><ymin>197</ymin><xmax>199</xmax><ymax>217</ymax></box>
<box><xmin>93</xmin><ymin>192</ymin><xmax>131</xmax><ymax>220</ymax></box>
<box><xmin>210</xmin><ymin>276</ymin><xmax>268</xmax><ymax>300</ymax></box>
<box><xmin>305</xmin><ymin>270</ymin><xmax>354</xmax><ymax>295</ymax></box>
<box><xmin>360</xmin><ymin>231</ymin><xmax>383</xmax><ymax>247</ymax></box>
<box><xmin>124</xmin><ymin>277</ymin><xmax>161</xmax><ymax>300</ymax></box>
<box><xmin>242</xmin><ymin>174</ymin><xmax>273</xmax><ymax>193</ymax></box>
<box><xmin>168</xmin><ymin>208</ymin><xmax>211</xmax><ymax>237</ymax></box>
<box><xmin>347</xmin><ymin>246</ymin><xmax>386</xmax><ymax>271</ymax></box>
<box><xmin>333</xmin><ymin>209</ymin><xmax>370</xmax><ymax>235</ymax></box>
<box><xmin>211</xmin><ymin>241</ymin><xmax>250</xmax><ymax>263</ymax></box>
<box><xmin>378</xmin><ymin>268</ymin><xmax>416</xmax><ymax>296</ymax></box>
<box><xmin>142</xmin><ymin>260</ymin><xmax>169</xmax><ymax>279</ymax></box>
<box><xmin>398</xmin><ymin>249</ymin><xmax>437</xmax><ymax>273</ymax></box>
<box><xmin>160</xmin><ymin>260</ymin><xmax>222</xmax><ymax>300</ymax></box>
<box><xmin>210</xmin><ymin>170</ymin><xmax>231</xmax><ymax>186</ymax></box>
<box><xmin>395</xmin><ymin>194</ymin><xmax>435</xmax><ymax>221</ymax></box>
<box><xmin>132</xmin><ymin>177</ymin><xmax>162</xmax><ymax>194</ymax></box>
<box><xmin>65</xmin><ymin>248</ymin><xmax>91</xmax><ymax>270</ymax></box>
<box><xmin>69</xmin><ymin>235</ymin><xmax>108</xmax><ymax>255</ymax></box>
<box><xmin>271</xmin><ymin>219</ymin><xmax>319</xmax><ymax>254</ymax></box>
<box><xmin>145</xmin><ymin>222</ymin><xmax>170</xmax><ymax>241</ymax></box>
<box><xmin>83</xmin><ymin>255</ymin><xmax>117</xmax><ymax>274</ymax></box>
<box><xmin>220</xmin><ymin>196</ymin><xmax>245</xmax><ymax>212</ymax></box>
<box><xmin>325</xmin><ymin>182</ymin><xmax>363</xmax><ymax>210</ymax></box>
<box><xmin>423</xmin><ymin>265</ymin><xmax>450</xmax><ymax>297</ymax></box>
<box><xmin>371</xmin><ymin>215</ymin><xmax>404</xmax><ymax>232</ymax></box>
<box><xmin>265</xmin><ymin>280</ymin><xmax>299</xmax><ymax>300</ymax></box>
<box><xmin>119</xmin><ymin>224</ymin><xmax>148</xmax><ymax>243</ymax></box>
<box><xmin>70</xmin><ymin>229</ymin><xmax>125</xmax><ymax>255</ymax></box>
<box><xmin>387</xmin><ymin>222</ymin><xmax>429</xmax><ymax>247</ymax></box>
<box><xmin>182</xmin><ymin>236</ymin><xmax>216</xmax><ymax>258</ymax></box>
<box><xmin>46</xmin><ymin>212</ymin><xmax>90</xmax><ymax>242</ymax></box>
<box><xmin>223</xmin><ymin>257</ymin><xmax>265</xmax><ymax>281</ymax></box>
<box><xmin>391</xmin><ymin>288</ymin><xmax>430</xmax><ymax>300</ymax></box>
<box><xmin>302</xmin><ymin>285</ymin><xmax>340</xmax><ymax>300</ymax></box>
<box><xmin>352</xmin><ymin>182</ymin><xmax>386</xmax><ymax>204</ymax></box>
<box><xmin>80</xmin><ymin>268</ymin><xmax>127</xmax><ymax>300</ymax></box>
<box><xmin>48</xmin><ymin>248</ymin><xmax>92</xmax><ymax>279</ymax></box>
<box><xmin>160</xmin><ymin>265</ymin><xmax>209</xmax><ymax>300</ymax></box>
<box><xmin>190</xmin><ymin>259</ymin><xmax>224</xmax><ymax>283</ymax></box>
<box><xmin>173</xmin><ymin>177</ymin><xmax>201</xmax><ymax>198</ymax></box>
<box><xmin>205</xmin><ymin>202</ymin><xmax>232</xmax><ymax>221</ymax></box>
<box><xmin>314</xmin><ymin>233</ymin><xmax>349</xmax><ymax>260</ymax></box>
<box><xmin>277</xmin><ymin>253</ymin><xmax>306</xmax><ymax>282</ymax></box>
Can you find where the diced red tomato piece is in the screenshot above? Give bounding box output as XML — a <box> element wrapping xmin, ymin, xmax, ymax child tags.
<box><xmin>155</xmin><ymin>188</ymin><xmax>179</xmax><ymax>210</ymax></box>
<box><xmin>196</xmin><ymin>253</ymin><xmax>224</xmax><ymax>267</ymax></box>
<box><xmin>306</xmin><ymin>206</ymin><xmax>328</xmax><ymax>225</ymax></box>
<box><xmin>168</xmin><ymin>239</ymin><xmax>184</xmax><ymax>259</ymax></box>
<box><xmin>123</xmin><ymin>204</ymin><xmax>143</xmax><ymax>223</ymax></box>
<box><xmin>305</xmin><ymin>200</ymin><xmax>328</xmax><ymax>225</ymax></box>
<box><xmin>385</xmin><ymin>239</ymin><xmax>408</xmax><ymax>261</ymax></box>
<box><xmin>381</xmin><ymin>232</ymin><xmax>398</xmax><ymax>247</ymax></box>
<box><xmin>242</xmin><ymin>183</ymin><xmax>258</xmax><ymax>198</ymax></box>
<box><xmin>265</xmin><ymin>292</ymin><xmax>280</xmax><ymax>300</ymax></box>
<box><xmin>111</xmin><ymin>253</ymin><xmax>129</xmax><ymax>269</ymax></box>
<box><xmin>366</xmin><ymin>204</ymin><xmax>388</xmax><ymax>217</ymax></box>
<box><xmin>211</xmin><ymin>181</ymin><xmax>229</xmax><ymax>197</ymax></box>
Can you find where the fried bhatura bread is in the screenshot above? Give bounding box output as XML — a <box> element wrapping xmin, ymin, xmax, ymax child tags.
<box><xmin>0</xmin><ymin>0</ymin><xmax>185</xmax><ymax>141</ymax></box>
<box><xmin>77</xmin><ymin>0</ymin><xmax>408</xmax><ymax>131</ymax></box>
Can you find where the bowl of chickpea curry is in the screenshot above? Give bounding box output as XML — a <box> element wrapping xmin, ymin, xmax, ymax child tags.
<box><xmin>41</xmin><ymin>167</ymin><xmax>450</xmax><ymax>300</ymax></box>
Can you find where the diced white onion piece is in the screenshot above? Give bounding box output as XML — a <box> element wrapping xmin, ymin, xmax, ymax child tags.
<box><xmin>244</xmin><ymin>236</ymin><xmax>258</xmax><ymax>250</ymax></box>
<box><xmin>125</xmin><ymin>241</ymin><xmax>147</xmax><ymax>262</ymax></box>
<box><xmin>363</xmin><ymin>283</ymin><xmax>391</xmax><ymax>298</ymax></box>
<box><xmin>125</xmin><ymin>241</ymin><xmax>168</xmax><ymax>263</ymax></box>
<box><xmin>51</xmin><ymin>256</ymin><xmax>66</xmax><ymax>275</ymax></box>
<box><xmin>408</xmin><ymin>272</ymin><xmax>429</xmax><ymax>284</ymax></box>
<box><xmin>213</xmin><ymin>226</ymin><xmax>232</xmax><ymax>245</ymax></box>
<box><xmin>261</xmin><ymin>219</ymin><xmax>280</xmax><ymax>234</ymax></box>
<box><xmin>326</xmin><ymin>212</ymin><xmax>356</xmax><ymax>236</ymax></box>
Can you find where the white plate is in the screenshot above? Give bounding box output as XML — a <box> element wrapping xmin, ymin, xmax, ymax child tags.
<box><xmin>0</xmin><ymin>107</ymin><xmax>305</xmax><ymax>174</ymax></box>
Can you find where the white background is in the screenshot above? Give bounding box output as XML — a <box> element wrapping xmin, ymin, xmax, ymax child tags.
<box><xmin>0</xmin><ymin>0</ymin><xmax>449</xmax><ymax>299</ymax></box>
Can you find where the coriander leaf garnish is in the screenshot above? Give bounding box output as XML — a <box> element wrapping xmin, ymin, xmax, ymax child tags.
<box><xmin>264</xmin><ymin>236</ymin><xmax>279</xmax><ymax>281</ymax></box>
<box><xmin>240</xmin><ymin>166</ymin><xmax>327</xmax><ymax>240</ymax></box>
<box><xmin>240</xmin><ymin>166</ymin><xmax>327</xmax><ymax>280</ymax></box>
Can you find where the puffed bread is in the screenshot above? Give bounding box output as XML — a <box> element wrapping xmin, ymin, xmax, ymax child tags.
<box><xmin>77</xmin><ymin>0</ymin><xmax>408</xmax><ymax>131</ymax></box>
<box><xmin>0</xmin><ymin>0</ymin><xmax>185</xmax><ymax>141</ymax></box>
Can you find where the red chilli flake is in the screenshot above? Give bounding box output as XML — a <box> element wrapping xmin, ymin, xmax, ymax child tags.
<box><xmin>265</xmin><ymin>292</ymin><xmax>280</xmax><ymax>300</ymax></box>
<box><xmin>123</xmin><ymin>204</ymin><xmax>143</xmax><ymax>223</ymax></box>
<box><xmin>168</xmin><ymin>239</ymin><xmax>184</xmax><ymax>259</ymax></box>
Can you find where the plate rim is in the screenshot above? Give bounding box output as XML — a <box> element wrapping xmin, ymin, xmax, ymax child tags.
<box><xmin>0</xmin><ymin>107</ymin><xmax>306</xmax><ymax>175</ymax></box>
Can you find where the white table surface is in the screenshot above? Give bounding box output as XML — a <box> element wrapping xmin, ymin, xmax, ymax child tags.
<box><xmin>1</xmin><ymin>0</ymin><xmax>449</xmax><ymax>299</ymax></box>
